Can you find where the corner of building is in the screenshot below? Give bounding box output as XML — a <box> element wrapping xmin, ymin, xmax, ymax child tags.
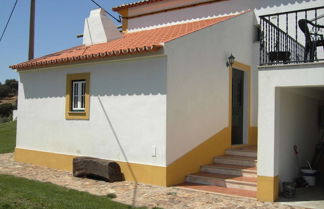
<box><xmin>257</xmin><ymin>175</ymin><xmax>279</xmax><ymax>202</ymax></box>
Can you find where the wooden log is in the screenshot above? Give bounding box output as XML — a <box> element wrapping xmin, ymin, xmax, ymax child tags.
<box><xmin>73</xmin><ymin>157</ymin><xmax>124</xmax><ymax>182</ymax></box>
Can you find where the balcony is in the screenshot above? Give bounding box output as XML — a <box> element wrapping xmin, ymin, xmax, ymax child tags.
<box><xmin>259</xmin><ymin>6</ymin><xmax>324</xmax><ymax>66</ymax></box>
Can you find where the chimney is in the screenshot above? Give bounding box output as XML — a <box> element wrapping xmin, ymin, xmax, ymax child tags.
<box><xmin>83</xmin><ymin>8</ymin><xmax>121</xmax><ymax>46</ymax></box>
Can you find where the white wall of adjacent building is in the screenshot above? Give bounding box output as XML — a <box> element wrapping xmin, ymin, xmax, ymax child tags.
<box><xmin>165</xmin><ymin>11</ymin><xmax>258</xmax><ymax>165</ymax></box>
<box><xmin>126</xmin><ymin>0</ymin><xmax>323</xmax><ymax>31</ymax></box>
<box><xmin>126</xmin><ymin>0</ymin><xmax>324</xmax><ymax>60</ymax></box>
<box><xmin>258</xmin><ymin>63</ymin><xmax>324</xmax><ymax>178</ymax></box>
<box><xmin>16</xmin><ymin>55</ymin><xmax>167</xmax><ymax>167</ymax></box>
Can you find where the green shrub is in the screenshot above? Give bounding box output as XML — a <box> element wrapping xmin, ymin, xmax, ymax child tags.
<box><xmin>106</xmin><ymin>193</ymin><xmax>117</xmax><ymax>199</ymax></box>
<box><xmin>12</xmin><ymin>102</ymin><xmax>17</xmax><ymax>110</ymax></box>
<box><xmin>0</xmin><ymin>104</ymin><xmax>13</xmax><ymax>118</ymax></box>
<box><xmin>0</xmin><ymin>117</ymin><xmax>10</xmax><ymax>124</ymax></box>
<box><xmin>4</xmin><ymin>79</ymin><xmax>18</xmax><ymax>95</ymax></box>
<box><xmin>0</xmin><ymin>85</ymin><xmax>10</xmax><ymax>99</ymax></box>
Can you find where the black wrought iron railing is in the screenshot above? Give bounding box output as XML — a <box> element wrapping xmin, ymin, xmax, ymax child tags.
<box><xmin>259</xmin><ymin>6</ymin><xmax>324</xmax><ymax>66</ymax></box>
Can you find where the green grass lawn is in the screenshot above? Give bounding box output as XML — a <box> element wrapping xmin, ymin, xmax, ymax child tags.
<box><xmin>0</xmin><ymin>121</ymin><xmax>16</xmax><ymax>153</ymax></box>
<box><xmin>0</xmin><ymin>174</ymin><xmax>147</xmax><ymax>209</ymax></box>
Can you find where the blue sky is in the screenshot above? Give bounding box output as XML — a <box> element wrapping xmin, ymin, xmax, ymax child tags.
<box><xmin>0</xmin><ymin>0</ymin><xmax>135</xmax><ymax>83</ymax></box>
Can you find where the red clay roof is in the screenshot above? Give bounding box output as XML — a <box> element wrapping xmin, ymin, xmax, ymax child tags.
<box><xmin>113</xmin><ymin>0</ymin><xmax>164</xmax><ymax>11</ymax></box>
<box><xmin>10</xmin><ymin>14</ymin><xmax>241</xmax><ymax>71</ymax></box>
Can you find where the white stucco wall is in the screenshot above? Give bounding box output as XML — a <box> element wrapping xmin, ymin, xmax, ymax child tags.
<box><xmin>277</xmin><ymin>88</ymin><xmax>321</xmax><ymax>182</ymax></box>
<box><xmin>12</xmin><ymin>110</ymin><xmax>18</xmax><ymax>121</ymax></box>
<box><xmin>16</xmin><ymin>55</ymin><xmax>167</xmax><ymax>167</ymax></box>
<box><xmin>127</xmin><ymin>0</ymin><xmax>323</xmax><ymax>31</ymax></box>
<box><xmin>258</xmin><ymin>62</ymin><xmax>324</xmax><ymax>177</ymax></box>
<box><xmin>165</xmin><ymin>11</ymin><xmax>257</xmax><ymax>165</ymax></box>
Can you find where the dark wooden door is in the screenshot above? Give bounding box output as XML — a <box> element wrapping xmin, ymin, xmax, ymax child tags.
<box><xmin>232</xmin><ymin>69</ymin><xmax>244</xmax><ymax>145</ymax></box>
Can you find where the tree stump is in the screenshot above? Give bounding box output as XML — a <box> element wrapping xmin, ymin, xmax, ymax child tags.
<box><xmin>73</xmin><ymin>157</ymin><xmax>124</xmax><ymax>182</ymax></box>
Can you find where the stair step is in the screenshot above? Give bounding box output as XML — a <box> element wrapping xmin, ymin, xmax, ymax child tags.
<box><xmin>186</xmin><ymin>172</ymin><xmax>257</xmax><ymax>191</ymax></box>
<box><xmin>225</xmin><ymin>146</ymin><xmax>257</xmax><ymax>157</ymax></box>
<box><xmin>201</xmin><ymin>163</ymin><xmax>257</xmax><ymax>177</ymax></box>
<box><xmin>177</xmin><ymin>183</ymin><xmax>257</xmax><ymax>199</ymax></box>
<box><xmin>214</xmin><ymin>155</ymin><xmax>257</xmax><ymax>167</ymax></box>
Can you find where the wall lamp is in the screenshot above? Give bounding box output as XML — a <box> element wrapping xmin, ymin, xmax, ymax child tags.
<box><xmin>226</xmin><ymin>54</ymin><xmax>235</xmax><ymax>67</ymax></box>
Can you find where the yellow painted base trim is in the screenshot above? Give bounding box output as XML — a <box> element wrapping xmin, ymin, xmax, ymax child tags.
<box><xmin>14</xmin><ymin>148</ymin><xmax>167</xmax><ymax>186</ymax></box>
<box><xmin>14</xmin><ymin>148</ymin><xmax>75</xmax><ymax>171</ymax></box>
<box><xmin>15</xmin><ymin>128</ymin><xmax>232</xmax><ymax>187</ymax></box>
<box><xmin>118</xmin><ymin>161</ymin><xmax>166</xmax><ymax>186</ymax></box>
<box><xmin>257</xmin><ymin>175</ymin><xmax>279</xmax><ymax>202</ymax></box>
<box><xmin>249</xmin><ymin>127</ymin><xmax>258</xmax><ymax>145</ymax></box>
<box><xmin>166</xmin><ymin>128</ymin><xmax>231</xmax><ymax>186</ymax></box>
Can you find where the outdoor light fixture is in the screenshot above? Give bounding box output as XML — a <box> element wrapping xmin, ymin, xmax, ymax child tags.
<box><xmin>226</xmin><ymin>54</ymin><xmax>235</xmax><ymax>67</ymax></box>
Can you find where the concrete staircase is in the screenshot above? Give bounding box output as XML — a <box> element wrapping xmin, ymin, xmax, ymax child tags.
<box><xmin>183</xmin><ymin>146</ymin><xmax>257</xmax><ymax>198</ymax></box>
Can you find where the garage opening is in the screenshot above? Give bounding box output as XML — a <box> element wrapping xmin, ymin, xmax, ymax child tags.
<box><xmin>275</xmin><ymin>87</ymin><xmax>324</xmax><ymax>208</ymax></box>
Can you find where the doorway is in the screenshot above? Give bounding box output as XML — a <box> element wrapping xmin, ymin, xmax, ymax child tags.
<box><xmin>231</xmin><ymin>68</ymin><xmax>245</xmax><ymax>145</ymax></box>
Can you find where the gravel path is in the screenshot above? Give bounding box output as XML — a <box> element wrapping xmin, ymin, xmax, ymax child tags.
<box><xmin>0</xmin><ymin>153</ymin><xmax>305</xmax><ymax>209</ymax></box>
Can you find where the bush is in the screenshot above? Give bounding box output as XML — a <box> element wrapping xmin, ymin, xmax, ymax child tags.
<box><xmin>0</xmin><ymin>104</ymin><xmax>13</xmax><ymax>118</ymax></box>
<box><xmin>0</xmin><ymin>85</ymin><xmax>11</xmax><ymax>98</ymax></box>
<box><xmin>4</xmin><ymin>79</ymin><xmax>18</xmax><ymax>95</ymax></box>
<box><xmin>0</xmin><ymin>117</ymin><xmax>11</xmax><ymax>123</ymax></box>
<box><xmin>106</xmin><ymin>193</ymin><xmax>117</xmax><ymax>199</ymax></box>
<box><xmin>12</xmin><ymin>103</ymin><xmax>17</xmax><ymax>110</ymax></box>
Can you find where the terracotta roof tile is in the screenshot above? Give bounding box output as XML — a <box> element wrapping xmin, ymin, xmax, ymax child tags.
<box><xmin>10</xmin><ymin>13</ymin><xmax>242</xmax><ymax>71</ymax></box>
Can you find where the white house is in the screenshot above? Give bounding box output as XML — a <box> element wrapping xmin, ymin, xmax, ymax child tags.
<box><xmin>10</xmin><ymin>0</ymin><xmax>324</xmax><ymax>202</ymax></box>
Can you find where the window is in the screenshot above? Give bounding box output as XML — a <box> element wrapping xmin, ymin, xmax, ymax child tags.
<box><xmin>66</xmin><ymin>73</ymin><xmax>90</xmax><ymax>120</ymax></box>
<box><xmin>72</xmin><ymin>80</ymin><xmax>86</xmax><ymax>111</ymax></box>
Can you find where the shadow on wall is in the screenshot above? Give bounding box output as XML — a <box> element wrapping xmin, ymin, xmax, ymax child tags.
<box><xmin>277</xmin><ymin>87</ymin><xmax>323</xmax><ymax>183</ymax></box>
<box><xmin>97</xmin><ymin>95</ymin><xmax>139</xmax><ymax>208</ymax></box>
<box><xmin>20</xmin><ymin>55</ymin><xmax>167</xmax><ymax>99</ymax></box>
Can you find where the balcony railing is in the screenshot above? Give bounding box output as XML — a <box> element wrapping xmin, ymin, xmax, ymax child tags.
<box><xmin>259</xmin><ymin>6</ymin><xmax>324</xmax><ymax>66</ymax></box>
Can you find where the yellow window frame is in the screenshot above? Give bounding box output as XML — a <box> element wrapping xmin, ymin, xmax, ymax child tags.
<box><xmin>65</xmin><ymin>73</ymin><xmax>90</xmax><ymax>120</ymax></box>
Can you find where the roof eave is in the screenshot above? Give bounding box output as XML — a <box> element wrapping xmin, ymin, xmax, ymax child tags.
<box><xmin>10</xmin><ymin>45</ymin><xmax>163</xmax><ymax>71</ymax></box>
